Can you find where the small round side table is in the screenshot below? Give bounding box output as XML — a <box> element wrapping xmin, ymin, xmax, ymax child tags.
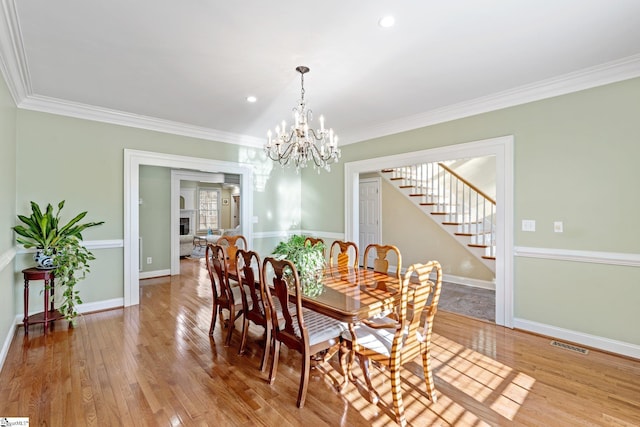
<box><xmin>22</xmin><ymin>267</ymin><xmax>64</xmax><ymax>334</ymax></box>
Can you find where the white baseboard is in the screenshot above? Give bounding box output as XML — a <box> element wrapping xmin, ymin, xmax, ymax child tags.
<box><xmin>388</xmin><ymin>264</ymin><xmax>495</xmax><ymax>291</ymax></box>
<box><xmin>76</xmin><ymin>298</ymin><xmax>124</xmax><ymax>314</ymax></box>
<box><xmin>441</xmin><ymin>273</ymin><xmax>495</xmax><ymax>290</ymax></box>
<box><xmin>513</xmin><ymin>318</ymin><xmax>640</xmax><ymax>360</ymax></box>
<box><xmin>139</xmin><ymin>269</ymin><xmax>171</xmax><ymax>279</ymax></box>
<box><xmin>16</xmin><ymin>297</ymin><xmax>124</xmax><ymax>323</ymax></box>
<box><xmin>0</xmin><ymin>320</ymin><xmax>17</xmax><ymax>375</ymax></box>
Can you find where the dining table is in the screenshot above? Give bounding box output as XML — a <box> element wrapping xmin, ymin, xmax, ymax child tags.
<box><xmin>291</xmin><ymin>266</ymin><xmax>401</xmax><ymax>323</ymax></box>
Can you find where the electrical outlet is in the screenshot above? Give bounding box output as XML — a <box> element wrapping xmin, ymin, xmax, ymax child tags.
<box><xmin>554</xmin><ymin>221</ymin><xmax>563</xmax><ymax>233</ymax></box>
<box><xmin>146</xmin><ymin>257</ymin><xmax>152</xmax><ymax>264</ymax></box>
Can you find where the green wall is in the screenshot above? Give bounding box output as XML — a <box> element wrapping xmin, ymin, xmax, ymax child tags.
<box><xmin>0</xmin><ymin>70</ymin><xmax>17</xmax><ymax>345</ymax></box>
<box><xmin>140</xmin><ymin>165</ymin><xmax>171</xmax><ymax>272</ymax></box>
<box><xmin>3</xmin><ymin>72</ymin><xmax>638</xmax><ymax>354</ymax></box>
<box><xmin>303</xmin><ymin>77</ymin><xmax>640</xmax><ymax>346</ymax></box>
<box><xmin>13</xmin><ymin>109</ymin><xmax>300</xmax><ymax>310</ymax></box>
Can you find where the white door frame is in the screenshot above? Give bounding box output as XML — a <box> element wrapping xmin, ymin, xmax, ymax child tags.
<box><xmin>344</xmin><ymin>136</ymin><xmax>514</xmax><ymax>327</ymax></box>
<box><xmin>124</xmin><ymin>149</ymin><xmax>254</xmax><ymax>307</ymax></box>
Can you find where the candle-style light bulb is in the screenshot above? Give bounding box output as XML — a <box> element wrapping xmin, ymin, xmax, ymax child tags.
<box><xmin>319</xmin><ymin>115</ymin><xmax>325</xmax><ymax>132</ymax></box>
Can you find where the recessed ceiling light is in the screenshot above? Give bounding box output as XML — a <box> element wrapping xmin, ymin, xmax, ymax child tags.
<box><xmin>246</xmin><ymin>96</ymin><xmax>257</xmax><ymax>103</ymax></box>
<box><xmin>378</xmin><ymin>15</ymin><xmax>395</xmax><ymax>28</ymax></box>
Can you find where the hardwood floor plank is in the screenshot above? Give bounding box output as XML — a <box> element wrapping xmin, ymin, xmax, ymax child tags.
<box><xmin>1</xmin><ymin>257</ymin><xmax>639</xmax><ymax>426</ymax></box>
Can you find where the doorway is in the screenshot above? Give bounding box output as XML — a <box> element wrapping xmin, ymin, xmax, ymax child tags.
<box><xmin>345</xmin><ymin>136</ymin><xmax>514</xmax><ymax>327</ymax></box>
<box><xmin>124</xmin><ymin>149</ymin><xmax>254</xmax><ymax>307</ymax></box>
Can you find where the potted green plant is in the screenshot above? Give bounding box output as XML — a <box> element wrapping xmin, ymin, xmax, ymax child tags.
<box><xmin>13</xmin><ymin>200</ymin><xmax>104</xmax><ymax>321</ymax></box>
<box><xmin>272</xmin><ymin>234</ymin><xmax>326</xmax><ymax>297</ymax></box>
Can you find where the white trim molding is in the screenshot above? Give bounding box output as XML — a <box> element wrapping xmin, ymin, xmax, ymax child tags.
<box><xmin>340</xmin><ymin>54</ymin><xmax>640</xmax><ymax>145</ymax></box>
<box><xmin>514</xmin><ymin>318</ymin><xmax>640</xmax><ymax>360</ymax></box>
<box><xmin>514</xmin><ymin>246</ymin><xmax>640</xmax><ymax>267</ymax></box>
<box><xmin>0</xmin><ymin>246</ymin><xmax>16</xmax><ymax>272</ymax></box>
<box><xmin>0</xmin><ymin>321</ymin><xmax>16</xmax><ymax>374</ymax></box>
<box><xmin>17</xmin><ymin>297</ymin><xmax>123</xmax><ymax>325</ymax></box>
<box><xmin>125</xmin><ymin>149</ymin><xmax>254</xmax><ymax>307</ymax></box>
<box><xmin>1</xmin><ymin>0</ymin><xmax>639</xmax><ymax>150</ymax></box>
<box><xmin>344</xmin><ymin>136</ymin><xmax>514</xmax><ymax>328</ymax></box>
<box><xmin>442</xmin><ymin>274</ymin><xmax>495</xmax><ymax>291</ymax></box>
<box><xmin>20</xmin><ymin>95</ymin><xmax>264</xmax><ymax>148</ymax></box>
<box><xmin>139</xmin><ymin>269</ymin><xmax>171</xmax><ymax>280</ymax></box>
<box><xmin>253</xmin><ymin>230</ymin><xmax>345</xmax><ymax>240</ymax></box>
<box><xmin>15</xmin><ymin>239</ymin><xmax>123</xmax><ymax>254</ymax></box>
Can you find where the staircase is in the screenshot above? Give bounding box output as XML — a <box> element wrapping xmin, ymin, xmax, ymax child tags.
<box><xmin>381</xmin><ymin>162</ymin><xmax>496</xmax><ymax>273</ymax></box>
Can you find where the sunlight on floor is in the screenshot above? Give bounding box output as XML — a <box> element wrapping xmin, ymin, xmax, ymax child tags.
<box><xmin>337</xmin><ymin>332</ymin><xmax>535</xmax><ymax>425</ymax></box>
<box><xmin>431</xmin><ymin>334</ymin><xmax>535</xmax><ymax>421</ymax></box>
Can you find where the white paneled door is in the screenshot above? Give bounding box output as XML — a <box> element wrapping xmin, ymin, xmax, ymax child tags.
<box><xmin>359</xmin><ymin>178</ymin><xmax>381</xmax><ymax>266</ymax></box>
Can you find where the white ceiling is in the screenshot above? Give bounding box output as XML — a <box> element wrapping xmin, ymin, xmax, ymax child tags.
<box><xmin>2</xmin><ymin>0</ymin><xmax>640</xmax><ymax>147</ymax></box>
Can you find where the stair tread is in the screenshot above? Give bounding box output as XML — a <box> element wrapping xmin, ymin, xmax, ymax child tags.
<box><xmin>387</xmin><ymin>162</ymin><xmax>496</xmax><ymax>272</ymax></box>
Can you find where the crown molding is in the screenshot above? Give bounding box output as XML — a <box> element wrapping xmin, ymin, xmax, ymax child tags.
<box><xmin>340</xmin><ymin>54</ymin><xmax>640</xmax><ymax>145</ymax></box>
<box><xmin>19</xmin><ymin>94</ymin><xmax>264</xmax><ymax>147</ymax></box>
<box><xmin>0</xmin><ymin>0</ymin><xmax>30</xmax><ymax>103</ymax></box>
<box><xmin>2</xmin><ymin>0</ymin><xmax>639</xmax><ymax>148</ymax></box>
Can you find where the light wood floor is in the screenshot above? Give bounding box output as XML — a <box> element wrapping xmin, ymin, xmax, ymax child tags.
<box><xmin>1</xmin><ymin>258</ymin><xmax>639</xmax><ymax>426</ymax></box>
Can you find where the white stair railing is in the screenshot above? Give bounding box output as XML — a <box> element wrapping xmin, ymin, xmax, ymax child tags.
<box><xmin>384</xmin><ymin>162</ymin><xmax>496</xmax><ymax>259</ymax></box>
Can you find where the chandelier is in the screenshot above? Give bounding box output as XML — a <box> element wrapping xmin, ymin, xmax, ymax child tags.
<box><xmin>265</xmin><ymin>66</ymin><xmax>340</xmax><ymax>172</ymax></box>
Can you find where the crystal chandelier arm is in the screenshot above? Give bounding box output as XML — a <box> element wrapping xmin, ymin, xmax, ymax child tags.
<box><xmin>307</xmin><ymin>128</ymin><xmax>328</xmax><ymax>142</ymax></box>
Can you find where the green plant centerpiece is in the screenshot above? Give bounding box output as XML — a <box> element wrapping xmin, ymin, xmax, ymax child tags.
<box><xmin>272</xmin><ymin>234</ymin><xmax>326</xmax><ymax>297</ymax></box>
<box><xmin>13</xmin><ymin>201</ymin><xmax>104</xmax><ymax>322</ymax></box>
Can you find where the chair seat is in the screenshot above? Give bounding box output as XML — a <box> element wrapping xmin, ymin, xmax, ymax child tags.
<box><xmin>296</xmin><ymin>310</ymin><xmax>345</xmax><ymax>347</ymax></box>
<box><xmin>231</xmin><ymin>285</ymin><xmax>251</xmax><ymax>309</ymax></box>
<box><xmin>342</xmin><ymin>317</ymin><xmax>406</xmax><ymax>357</ymax></box>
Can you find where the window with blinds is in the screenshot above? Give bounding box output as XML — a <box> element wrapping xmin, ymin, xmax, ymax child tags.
<box><xmin>198</xmin><ymin>188</ymin><xmax>220</xmax><ymax>232</ymax></box>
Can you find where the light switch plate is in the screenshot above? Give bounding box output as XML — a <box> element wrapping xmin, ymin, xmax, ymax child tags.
<box><xmin>522</xmin><ymin>219</ymin><xmax>536</xmax><ymax>232</ymax></box>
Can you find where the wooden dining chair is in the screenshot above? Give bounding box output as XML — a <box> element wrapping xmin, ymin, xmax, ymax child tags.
<box><xmin>235</xmin><ymin>249</ymin><xmax>272</xmax><ymax>370</ymax></box>
<box><xmin>205</xmin><ymin>243</ymin><xmax>246</xmax><ymax>347</ymax></box>
<box><xmin>340</xmin><ymin>260</ymin><xmax>443</xmax><ymax>427</ymax></box>
<box><xmin>218</xmin><ymin>234</ymin><xmax>248</xmax><ymax>282</ymax></box>
<box><xmin>304</xmin><ymin>236</ymin><xmax>326</xmax><ymax>258</ymax></box>
<box><xmin>329</xmin><ymin>240</ymin><xmax>359</xmax><ymax>269</ymax></box>
<box><xmin>363</xmin><ymin>243</ymin><xmax>402</xmax><ymax>280</ymax></box>
<box><xmin>262</xmin><ymin>257</ymin><xmax>344</xmax><ymax>408</ymax></box>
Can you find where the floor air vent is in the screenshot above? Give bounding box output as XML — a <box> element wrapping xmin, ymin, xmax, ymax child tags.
<box><xmin>550</xmin><ymin>340</ymin><xmax>589</xmax><ymax>355</ymax></box>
